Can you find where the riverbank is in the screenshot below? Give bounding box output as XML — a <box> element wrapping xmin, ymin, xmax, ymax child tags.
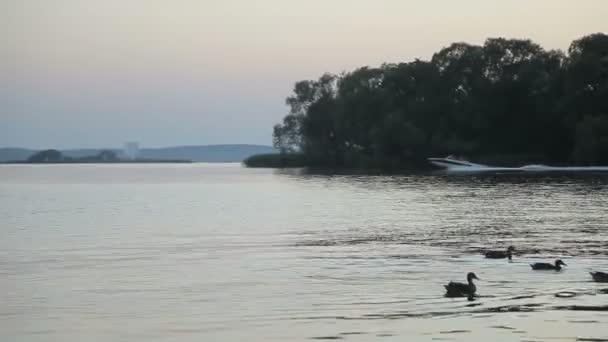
<box><xmin>242</xmin><ymin>153</ymin><xmax>452</xmax><ymax>171</ymax></box>
<box><xmin>243</xmin><ymin>153</ymin><xmax>309</xmax><ymax>168</ymax></box>
<box><xmin>243</xmin><ymin>152</ymin><xmax>600</xmax><ymax>171</ymax></box>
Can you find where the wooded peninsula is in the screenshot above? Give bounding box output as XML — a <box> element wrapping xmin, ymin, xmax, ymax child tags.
<box><xmin>245</xmin><ymin>33</ymin><xmax>608</xmax><ymax>169</ymax></box>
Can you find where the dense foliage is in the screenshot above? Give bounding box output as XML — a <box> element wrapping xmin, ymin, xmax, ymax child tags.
<box><xmin>272</xmin><ymin>33</ymin><xmax>608</xmax><ymax>167</ymax></box>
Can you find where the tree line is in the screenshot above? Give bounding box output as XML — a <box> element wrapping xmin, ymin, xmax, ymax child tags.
<box><xmin>27</xmin><ymin>149</ymin><xmax>120</xmax><ymax>163</ymax></box>
<box><xmin>21</xmin><ymin>149</ymin><xmax>191</xmax><ymax>164</ymax></box>
<box><xmin>271</xmin><ymin>33</ymin><xmax>608</xmax><ymax>168</ymax></box>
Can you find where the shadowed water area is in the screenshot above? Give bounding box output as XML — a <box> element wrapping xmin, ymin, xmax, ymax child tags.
<box><xmin>1</xmin><ymin>164</ymin><xmax>607</xmax><ymax>341</ymax></box>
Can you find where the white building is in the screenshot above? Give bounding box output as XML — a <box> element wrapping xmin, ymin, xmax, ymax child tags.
<box><xmin>123</xmin><ymin>142</ymin><xmax>139</xmax><ymax>160</ymax></box>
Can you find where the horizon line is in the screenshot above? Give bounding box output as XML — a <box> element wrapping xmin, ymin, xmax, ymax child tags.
<box><xmin>0</xmin><ymin>143</ymin><xmax>275</xmax><ymax>151</ymax></box>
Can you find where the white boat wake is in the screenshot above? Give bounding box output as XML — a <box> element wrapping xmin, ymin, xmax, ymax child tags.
<box><xmin>428</xmin><ymin>157</ymin><xmax>608</xmax><ymax>173</ymax></box>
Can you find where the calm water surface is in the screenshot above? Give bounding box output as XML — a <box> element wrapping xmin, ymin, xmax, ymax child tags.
<box><xmin>1</xmin><ymin>164</ymin><xmax>607</xmax><ymax>341</ymax></box>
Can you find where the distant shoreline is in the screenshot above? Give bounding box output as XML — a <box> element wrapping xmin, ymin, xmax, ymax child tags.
<box><xmin>0</xmin><ymin>159</ymin><xmax>192</xmax><ymax>164</ymax></box>
<box><xmin>0</xmin><ymin>144</ymin><xmax>276</xmax><ymax>163</ymax></box>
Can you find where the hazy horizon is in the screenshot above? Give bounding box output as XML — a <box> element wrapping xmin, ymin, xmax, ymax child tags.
<box><xmin>0</xmin><ymin>143</ymin><xmax>275</xmax><ymax>150</ymax></box>
<box><xmin>2</xmin><ymin>0</ymin><xmax>607</xmax><ymax>149</ymax></box>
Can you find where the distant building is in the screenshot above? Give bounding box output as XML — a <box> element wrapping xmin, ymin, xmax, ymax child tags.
<box><xmin>123</xmin><ymin>142</ymin><xmax>139</xmax><ymax>160</ymax></box>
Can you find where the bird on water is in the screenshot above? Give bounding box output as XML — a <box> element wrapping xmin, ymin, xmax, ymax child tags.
<box><xmin>485</xmin><ymin>246</ymin><xmax>515</xmax><ymax>260</ymax></box>
<box><xmin>444</xmin><ymin>272</ymin><xmax>480</xmax><ymax>300</ymax></box>
<box><xmin>530</xmin><ymin>259</ymin><xmax>566</xmax><ymax>271</ymax></box>
<box><xmin>590</xmin><ymin>271</ymin><xmax>608</xmax><ymax>282</ymax></box>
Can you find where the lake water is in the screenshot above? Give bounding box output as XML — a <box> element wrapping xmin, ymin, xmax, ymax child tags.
<box><xmin>1</xmin><ymin>163</ymin><xmax>607</xmax><ymax>342</ymax></box>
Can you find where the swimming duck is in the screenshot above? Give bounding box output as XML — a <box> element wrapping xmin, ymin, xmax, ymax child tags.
<box><xmin>445</xmin><ymin>272</ymin><xmax>480</xmax><ymax>299</ymax></box>
<box><xmin>530</xmin><ymin>259</ymin><xmax>566</xmax><ymax>271</ymax></box>
<box><xmin>590</xmin><ymin>271</ymin><xmax>608</xmax><ymax>283</ymax></box>
<box><xmin>485</xmin><ymin>246</ymin><xmax>515</xmax><ymax>260</ymax></box>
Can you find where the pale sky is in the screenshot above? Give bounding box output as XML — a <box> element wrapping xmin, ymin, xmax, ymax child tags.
<box><xmin>2</xmin><ymin>0</ymin><xmax>607</xmax><ymax>149</ymax></box>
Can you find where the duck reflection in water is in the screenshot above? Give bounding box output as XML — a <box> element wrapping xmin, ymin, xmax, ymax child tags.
<box><xmin>485</xmin><ymin>246</ymin><xmax>515</xmax><ymax>260</ymax></box>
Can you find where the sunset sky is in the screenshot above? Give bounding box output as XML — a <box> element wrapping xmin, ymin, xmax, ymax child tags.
<box><xmin>2</xmin><ymin>0</ymin><xmax>607</xmax><ymax>148</ymax></box>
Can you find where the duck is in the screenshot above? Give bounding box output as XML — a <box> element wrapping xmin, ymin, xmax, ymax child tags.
<box><xmin>590</xmin><ymin>271</ymin><xmax>608</xmax><ymax>283</ymax></box>
<box><xmin>530</xmin><ymin>259</ymin><xmax>566</xmax><ymax>271</ymax></box>
<box><xmin>485</xmin><ymin>246</ymin><xmax>515</xmax><ymax>260</ymax></box>
<box><xmin>445</xmin><ymin>272</ymin><xmax>480</xmax><ymax>299</ymax></box>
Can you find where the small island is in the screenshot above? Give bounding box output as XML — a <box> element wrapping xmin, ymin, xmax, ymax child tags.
<box><xmin>3</xmin><ymin>149</ymin><xmax>191</xmax><ymax>164</ymax></box>
<box><xmin>245</xmin><ymin>33</ymin><xmax>608</xmax><ymax>170</ymax></box>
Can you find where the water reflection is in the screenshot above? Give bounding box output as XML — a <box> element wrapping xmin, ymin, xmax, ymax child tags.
<box><xmin>0</xmin><ymin>164</ymin><xmax>607</xmax><ymax>341</ymax></box>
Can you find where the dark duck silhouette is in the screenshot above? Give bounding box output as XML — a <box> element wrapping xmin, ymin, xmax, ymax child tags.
<box><xmin>444</xmin><ymin>272</ymin><xmax>480</xmax><ymax>299</ymax></box>
<box><xmin>530</xmin><ymin>259</ymin><xmax>566</xmax><ymax>271</ymax></box>
<box><xmin>590</xmin><ymin>271</ymin><xmax>608</xmax><ymax>283</ymax></box>
<box><xmin>485</xmin><ymin>246</ymin><xmax>515</xmax><ymax>260</ymax></box>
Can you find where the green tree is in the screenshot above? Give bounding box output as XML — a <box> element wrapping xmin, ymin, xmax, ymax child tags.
<box><xmin>563</xmin><ymin>33</ymin><xmax>608</xmax><ymax>117</ymax></box>
<box><xmin>266</xmin><ymin>33</ymin><xmax>608</xmax><ymax>169</ymax></box>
